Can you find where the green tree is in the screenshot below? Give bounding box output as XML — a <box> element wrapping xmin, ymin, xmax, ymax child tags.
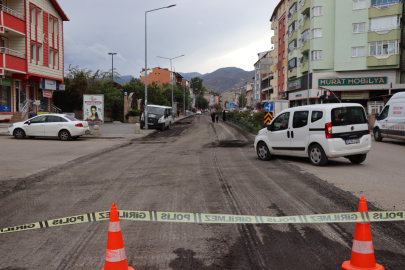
<box><xmin>148</xmin><ymin>82</ymin><xmax>170</xmax><ymax>106</ymax></box>
<box><xmin>238</xmin><ymin>93</ymin><xmax>246</xmax><ymax>108</ymax></box>
<box><xmin>123</xmin><ymin>78</ymin><xmax>144</xmax><ymax>109</ymax></box>
<box><xmin>196</xmin><ymin>93</ymin><xmax>209</xmax><ymax>109</ymax></box>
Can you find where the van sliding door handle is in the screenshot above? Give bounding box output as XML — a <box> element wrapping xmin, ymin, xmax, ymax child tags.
<box><xmin>291</xmin><ymin>131</ymin><xmax>294</xmax><ymax>138</ymax></box>
<box><xmin>287</xmin><ymin>131</ymin><xmax>290</xmax><ymax>138</ymax></box>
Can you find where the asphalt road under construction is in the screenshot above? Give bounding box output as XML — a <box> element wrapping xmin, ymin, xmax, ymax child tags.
<box><xmin>0</xmin><ymin>115</ymin><xmax>404</xmax><ymax>269</ymax></box>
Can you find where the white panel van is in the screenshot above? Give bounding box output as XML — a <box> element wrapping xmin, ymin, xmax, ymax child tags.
<box><xmin>373</xmin><ymin>92</ymin><xmax>405</xmax><ymax>142</ymax></box>
<box><xmin>254</xmin><ymin>103</ymin><xmax>372</xmax><ymax>166</ymax></box>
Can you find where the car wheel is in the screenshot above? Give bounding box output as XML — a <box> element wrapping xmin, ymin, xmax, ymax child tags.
<box><xmin>308</xmin><ymin>144</ymin><xmax>328</xmax><ymax>166</ymax></box>
<box><xmin>256</xmin><ymin>142</ymin><xmax>271</xmax><ymax>161</ymax></box>
<box><xmin>374</xmin><ymin>128</ymin><xmax>382</xmax><ymax>142</ymax></box>
<box><xmin>348</xmin><ymin>154</ymin><xmax>367</xmax><ymax>164</ymax></box>
<box><xmin>13</xmin><ymin>128</ymin><xmax>25</xmax><ymax>139</ymax></box>
<box><xmin>59</xmin><ymin>130</ymin><xmax>71</xmax><ymax>141</ymax></box>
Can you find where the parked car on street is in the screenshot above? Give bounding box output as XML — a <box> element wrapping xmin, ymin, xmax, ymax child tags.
<box><xmin>254</xmin><ymin>103</ymin><xmax>371</xmax><ymax>166</ymax></box>
<box><xmin>373</xmin><ymin>92</ymin><xmax>405</xmax><ymax>142</ymax></box>
<box><xmin>8</xmin><ymin>114</ymin><xmax>90</xmax><ymax>141</ymax></box>
<box><xmin>140</xmin><ymin>105</ymin><xmax>172</xmax><ymax>131</ymax></box>
<box><xmin>196</xmin><ymin>110</ymin><xmax>202</xmax><ymax>115</ymax></box>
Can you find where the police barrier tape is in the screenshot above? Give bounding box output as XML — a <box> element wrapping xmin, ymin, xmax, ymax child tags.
<box><xmin>1</xmin><ymin>210</ymin><xmax>404</xmax><ymax>234</ymax></box>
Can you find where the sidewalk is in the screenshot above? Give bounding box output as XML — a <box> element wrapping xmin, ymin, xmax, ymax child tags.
<box><xmin>0</xmin><ymin>114</ymin><xmax>190</xmax><ymax>138</ymax></box>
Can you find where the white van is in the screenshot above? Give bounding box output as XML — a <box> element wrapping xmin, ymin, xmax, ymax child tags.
<box><xmin>140</xmin><ymin>105</ymin><xmax>172</xmax><ymax>131</ymax></box>
<box><xmin>254</xmin><ymin>103</ymin><xmax>371</xmax><ymax>166</ymax></box>
<box><xmin>373</xmin><ymin>92</ymin><xmax>405</xmax><ymax>142</ymax></box>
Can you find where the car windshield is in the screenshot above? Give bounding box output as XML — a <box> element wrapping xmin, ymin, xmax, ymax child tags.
<box><xmin>331</xmin><ymin>106</ymin><xmax>366</xmax><ymax>126</ymax></box>
<box><xmin>64</xmin><ymin>115</ymin><xmax>78</xmax><ymax>121</ymax></box>
<box><xmin>148</xmin><ymin>106</ymin><xmax>165</xmax><ymax>115</ymax></box>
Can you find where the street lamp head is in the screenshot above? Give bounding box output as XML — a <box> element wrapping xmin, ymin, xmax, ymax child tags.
<box><xmin>108</xmin><ymin>52</ymin><xmax>117</xmax><ymax>55</ymax></box>
<box><xmin>167</xmin><ymin>4</ymin><xmax>176</xmax><ymax>8</ymax></box>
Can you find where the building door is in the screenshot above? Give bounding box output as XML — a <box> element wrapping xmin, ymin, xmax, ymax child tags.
<box><xmin>16</xmin><ymin>81</ymin><xmax>26</xmax><ymax>111</ymax></box>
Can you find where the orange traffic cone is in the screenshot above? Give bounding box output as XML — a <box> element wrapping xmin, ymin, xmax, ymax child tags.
<box><xmin>102</xmin><ymin>203</ymin><xmax>134</xmax><ymax>270</ymax></box>
<box><xmin>342</xmin><ymin>196</ymin><xmax>384</xmax><ymax>270</ymax></box>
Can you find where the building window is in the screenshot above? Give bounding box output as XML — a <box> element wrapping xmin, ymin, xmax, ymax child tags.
<box><xmin>313</xmin><ymin>6</ymin><xmax>323</xmax><ymax>17</ymax></box>
<box><xmin>289</xmin><ymin>3</ymin><xmax>297</xmax><ymax>19</ymax></box>
<box><xmin>353</xmin><ymin>0</ymin><xmax>367</xmax><ymax>10</ymax></box>
<box><xmin>283</xmin><ymin>34</ymin><xmax>286</xmax><ymax>42</ymax></box>
<box><xmin>30</xmin><ymin>6</ymin><xmax>35</xmax><ymax>25</ymax></box>
<box><xmin>0</xmin><ymin>84</ymin><xmax>12</xmax><ymax>112</ymax></box>
<box><xmin>55</xmin><ymin>51</ymin><xmax>58</xmax><ymax>69</ymax></box>
<box><xmin>369</xmin><ymin>40</ymin><xmax>399</xmax><ymax>56</ymax></box>
<box><xmin>31</xmin><ymin>43</ymin><xmax>36</xmax><ymax>61</ymax></box>
<box><xmin>371</xmin><ymin>0</ymin><xmax>401</xmax><ymax>9</ymax></box>
<box><xmin>352</xmin><ymin>46</ymin><xmax>365</xmax><ymax>57</ymax></box>
<box><xmin>37</xmin><ymin>9</ymin><xmax>42</xmax><ymax>29</ymax></box>
<box><xmin>370</xmin><ymin>15</ymin><xmax>400</xmax><ymax>32</ymax></box>
<box><xmin>49</xmin><ymin>49</ymin><xmax>53</xmax><ymax>66</ymax></box>
<box><xmin>278</xmin><ymin>85</ymin><xmax>280</xmax><ymax>92</ymax></box>
<box><xmin>288</xmin><ymin>58</ymin><xmax>297</xmax><ymax>69</ymax></box>
<box><xmin>283</xmin><ymin>50</ymin><xmax>286</xmax><ymax>58</ymax></box>
<box><xmin>283</xmin><ymin>67</ymin><xmax>285</xmax><ymax>75</ymax></box>
<box><xmin>353</xmin><ymin>22</ymin><xmax>366</xmax><ymax>33</ymax></box>
<box><xmin>37</xmin><ymin>45</ymin><xmax>42</xmax><ymax>64</ymax></box>
<box><xmin>282</xmin><ymin>83</ymin><xmax>284</xmax><ymax>91</ymax></box>
<box><xmin>312</xmin><ymin>28</ymin><xmax>323</xmax><ymax>38</ymax></box>
<box><xmin>278</xmin><ymin>69</ymin><xmax>281</xmax><ymax>77</ymax></box>
<box><xmin>279</xmin><ymin>38</ymin><xmax>281</xmax><ymax>46</ymax></box>
<box><xmin>288</xmin><ymin>40</ymin><xmax>297</xmax><ymax>53</ymax></box>
<box><xmin>312</xmin><ymin>50</ymin><xmax>322</xmax><ymax>60</ymax></box>
<box><xmin>300</xmin><ymin>30</ymin><xmax>310</xmax><ymax>46</ymax></box>
<box><xmin>49</xmin><ymin>16</ymin><xmax>53</xmax><ymax>33</ymax></box>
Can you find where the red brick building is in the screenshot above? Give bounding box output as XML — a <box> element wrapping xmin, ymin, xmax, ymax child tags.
<box><xmin>0</xmin><ymin>0</ymin><xmax>68</xmax><ymax>121</ymax></box>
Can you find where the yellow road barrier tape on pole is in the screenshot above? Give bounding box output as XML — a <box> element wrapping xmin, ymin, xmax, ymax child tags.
<box><xmin>1</xmin><ymin>210</ymin><xmax>404</xmax><ymax>234</ymax></box>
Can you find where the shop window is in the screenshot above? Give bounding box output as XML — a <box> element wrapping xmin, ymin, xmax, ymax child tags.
<box><xmin>0</xmin><ymin>84</ymin><xmax>12</xmax><ymax>112</ymax></box>
<box><xmin>49</xmin><ymin>49</ymin><xmax>53</xmax><ymax>67</ymax></box>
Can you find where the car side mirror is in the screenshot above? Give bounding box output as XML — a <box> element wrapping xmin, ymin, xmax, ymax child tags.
<box><xmin>267</xmin><ymin>124</ymin><xmax>272</xmax><ymax>131</ymax></box>
<box><xmin>26</xmin><ymin>121</ymin><xmax>31</xmax><ymax>125</ymax></box>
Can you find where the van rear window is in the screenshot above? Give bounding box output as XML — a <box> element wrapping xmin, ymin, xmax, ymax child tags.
<box><xmin>331</xmin><ymin>107</ymin><xmax>366</xmax><ymax>126</ymax></box>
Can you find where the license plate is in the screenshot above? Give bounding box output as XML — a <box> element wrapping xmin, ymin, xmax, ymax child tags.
<box><xmin>345</xmin><ymin>139</ymin><xmax>360</xmax><ymax>145</ymax></box>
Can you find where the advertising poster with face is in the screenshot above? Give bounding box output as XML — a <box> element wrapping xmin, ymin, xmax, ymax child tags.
<box><xmin>83</xmin><ymin>94</ymin><xmax>104</xmax><ymax>124</ymax></box>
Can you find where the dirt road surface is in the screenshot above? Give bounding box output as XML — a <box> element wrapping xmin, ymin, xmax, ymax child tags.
<box><xmin>1</xmin><ymin>115</ymin><xmax>404</xmax><ymax>269</ymax></box>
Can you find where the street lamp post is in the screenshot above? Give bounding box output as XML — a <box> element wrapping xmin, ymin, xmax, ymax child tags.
<box><xmin>108</xmin><ymin>52</ymin><xmax>117</xmax><ymax>81</ymax></box>
<box><xmin>157</xmin><ymin>54</ymin><xmax>184</xmax><ymax>113</ymax></box>
<box><xmin>145</xmin><ymin>4</ymin><xmax>176</xmax><ymax>130</ymax></box>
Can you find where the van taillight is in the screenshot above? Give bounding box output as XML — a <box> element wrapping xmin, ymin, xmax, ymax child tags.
<box><xmin>325</xmin><ymin>122</ymin><xmax>332</xmax><ymax>139</ymax></box>
<box><xmin>367</xmin><ymin>120</ymin><xmax>370</xmax><ymax>134</ymax></box>
<box><xmin>75</xmin><ymin>123</ymin><xmax>83</xmax><ymax>127</ymax></box>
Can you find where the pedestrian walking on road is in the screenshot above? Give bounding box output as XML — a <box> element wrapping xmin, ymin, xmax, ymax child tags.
<box><xmin>222</xmin><ymin>110</ymin><xmax>226</xmax><ymax>122</ymax></box>
<box><xmin>211</xmin><ymin>112</ymin><xmax>215</xmax><ymax>123</ymax></box>
<box><xmin>177</xmin><ymin>110</ymin><xmax>180</xmax><ymax>118</ymax></box>
<box><xmin>215</xmin><ymin>113</ymin><xmax>219</xmax><ymax>123</ymax></box>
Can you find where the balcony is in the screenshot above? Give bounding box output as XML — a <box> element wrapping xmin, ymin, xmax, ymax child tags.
<box><xmin>0</xmin><ymin>48</ymin><xmax>27</xmax><ymax>73</ymax></box>
<box><xmin>271</xmin><ymin>20</ymin><xmax>277</xmax><ymax>31</ymax></box>
<box><xmin>289</xmin><ymin>0</ymin><xmax>298</xmax><ymax>9</ymax></box>
<box><xmin>1</xmin><ymin>5</ymin><xmax>26</xmax><ymax>34</ymax></box>
<box><xmin>288</xmin><ymin>47</ymin><xmax>298</xmax><ymax>59</ymax></box>
<box><xmin>366</xmin><ymin>54</ymin><xmax>400</xmax><ymax>67</ymax></box>
<box><xmin>271</xmin><ymin>35</ymin><xmax>277</xmax><ymax>45</ymax></box>
<box><xmin>300</xmin><ymin>61</ymin><xmax>309</xmax><ymax>73</ymax></box>
<box><xmin>369</xmin><ymin>3</ymin><xmax>403</xmax><ymax>18</ymax></box>
<box><xmin>300</xmin><ymin>0</ymin><xmax>310</xmax><ymax>14</ymax></box>
<box><xmin>288</xmin><ymin>12</ymin><xmax>298</xmax><ymax>25</ymax></box>
<box><xmin>300</xmin><ymin>40</ymin><xmax>310</xmax><ymax>52</ymax></box>
<box><xmin>288</xmin><ymin>67</ymin><xmax>297</xmax><ymax>78</ymax></box>
<box><xmin>368</xmin><ymin>29</ymin><xmax>401</xmax><ymax>42</ymax></box>
<box><xmin>300</xmin><ymin>18</ymin><xmax>310</xmax><ymax>33</ymax></box>
<box><xmin>288</xmin><ymin>30</ymin><xmax>297</xmax><ymax>43</ymax></box>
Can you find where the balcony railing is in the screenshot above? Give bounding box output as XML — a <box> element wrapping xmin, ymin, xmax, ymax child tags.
<box><xmin>371</xmin><ymin>0</ymin><xmax>401</xmax><ymax>9</ymax></box>
<box><xmin>0</xmin><ymin>5</ymin><xmax>24</xmax><ymax>20</ymax></box>
<box><xmin>0</xmin><ymin>47</ymin><xmax>26</xmax><ymax>58</ymax></box>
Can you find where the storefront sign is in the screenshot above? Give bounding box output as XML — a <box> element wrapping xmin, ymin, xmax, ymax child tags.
<box><xmin>43</xmin><ymin>90</ymin><xmax>52</xmax><ymax>98</ymax></box>
<box><xmin>278</xmin><ymin>92</ymin><xmax>288</xmax><ymax>100</ymax></box>
<box><xmin>0</xmin><ymin>78</ymin><xmax>12</xmax><ymax>87</ymax></box>
<box><xmin>319</xmin><ymin>77</ymin><xmax>387</xmax><ymax>87</ymax></box>
<box><xmin>1</xmin><ymin>106</ymin><xmax>11</xmax><ymax>112</ymax></box>
<box><xmin>288</xmin><ymin>79</ymin><xmax>302</xmax><ymax>91</ymax></box>
<box><xmin>44</xmin><ymin>79</ymin><xmax>57</xmax><ymax>90</ymax></box>
<box><xmin>341</xmin><ymin>91</ymin><xmax>369</xmax><ymax>100</ymax></box>
<box><xmin>58</xmin><ymin>84</ymin><xmax>65</xmax><ymax>91</ymax></box>
<box><xmin>83</xmin><ymin>94</ymin><xmax>104</xmax><ymax>124</ymax></box>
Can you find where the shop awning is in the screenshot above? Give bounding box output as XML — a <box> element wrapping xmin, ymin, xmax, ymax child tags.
<box><xmin>321</xmin><ymin>83</ymin><xmax>405</xmax><ymax>91</ymax></box>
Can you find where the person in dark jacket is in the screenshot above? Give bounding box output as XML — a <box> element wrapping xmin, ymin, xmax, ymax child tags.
<box><xmin>211</xmin><ymin>112</ymin><xmax>215</xmax><ymax>123</ymax></box>
<box><xmin>222</xmin><ymin>110</ymin><xmax>226</xmax><ymax>122</ymax></box>
<box><xmin>215</xmin><ymin>113</ymin><xmax>219</xmax><ymax>123</ymax></box>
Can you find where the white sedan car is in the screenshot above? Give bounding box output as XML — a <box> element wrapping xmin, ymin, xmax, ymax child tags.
<box><xmin>8</xmin><ymin>114</ymin><xmax>90</xmax><ymax>141</ymax></box>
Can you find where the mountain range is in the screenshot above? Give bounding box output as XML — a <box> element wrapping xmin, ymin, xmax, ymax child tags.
<box><xmin>117</xmin><ymin>67</ymin><xmax>254</xmax><ymax>94</ymax></box>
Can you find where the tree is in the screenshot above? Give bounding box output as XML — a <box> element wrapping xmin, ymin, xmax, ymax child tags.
<box><xmin>238</xmin><ymin>93</ymin><xmax>246</xmax><ymax>108</ymax></box>
<box><xmin>190</xmin><ymin>77</ymin><xmax>205</xmax><ymax>97</ymax></box>
<box><xmin>123</xmin><ymin>78</ymin><xmax>144</xmax><ymax>109</ymax></box>
<box><xmin>196</xmin><ymin>93</ymin><xmax>209</xmax><ymax>109</ymax></box>
<box><xmin>147</xmin><ymin>82</ymin><xmax>170</xmax><ymax>106</ymax></box>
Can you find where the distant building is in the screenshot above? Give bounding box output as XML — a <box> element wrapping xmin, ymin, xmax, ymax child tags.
<box><xmin>140</xmin><ymin>67</ymin><xmax>183</xmax><ymax>87</ymax></box>
<box><xmin>253</xmin><ymin>51</ymin><xmax>274</xmax><ymax>108</ymax></box>
<box><xmin>245</xmin><ymin>82</ymin><xmax>254</xmax><ymax>108</ymax></box>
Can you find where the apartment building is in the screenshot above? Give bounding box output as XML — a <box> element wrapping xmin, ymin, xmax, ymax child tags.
<box><xmin>270</xmin><ymin>0</ymin><xmax>289</xmax><ymax>101</ymax></box>
<box><xmin>253</xmin><ymin>50</ymin><xmax>273</xmax><ymax>108</ymax></box>
<box><xmin>285</xmin><ymin>0</ymin><xmax>405</xmax><ymax>114</ymax></box>
<box><xmin>140</xmin><ymin>67</ymin><xmax>184</xmax><ymax>87</ymax></box>
<box><xmin>0</xmin><ymin>0</ymin><xmax>68</xmax><ymax>121</ymax></box>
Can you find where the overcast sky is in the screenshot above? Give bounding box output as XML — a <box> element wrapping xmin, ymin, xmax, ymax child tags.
<box><xmin>58</xmin><ymin>0</ymin><xmax>278</xmax><ymax>77</ymax></box>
